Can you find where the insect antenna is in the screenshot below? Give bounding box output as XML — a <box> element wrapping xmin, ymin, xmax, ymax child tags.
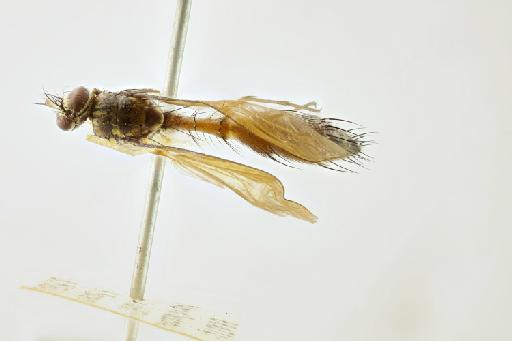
<box><xmin>42</xmin><ymin>90</ymin><xmax>65</xmax><ymax>109</ymax></box>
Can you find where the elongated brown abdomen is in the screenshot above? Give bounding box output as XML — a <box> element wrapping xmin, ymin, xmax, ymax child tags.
<box><xmin>162</xmin><ymin>111</ymin><xmax>282</xmax><ymax>158</ymax></box>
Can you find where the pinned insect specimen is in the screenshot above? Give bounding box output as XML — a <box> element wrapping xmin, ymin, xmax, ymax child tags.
<box><xmin>41</xmin><ymin>87</ymin><xmax>371</xmax><ymax>222</ymax></box>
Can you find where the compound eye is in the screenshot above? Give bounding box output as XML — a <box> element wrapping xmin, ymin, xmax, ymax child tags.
<box><xmin>66</xmin><ymin>86</ymin><xmax>90</xmax><ymax>114</ymax></box>
<box><xmin>56</xmin><ymin>114</ymin><xmax>74</xmax><ymax>131</ymax></box>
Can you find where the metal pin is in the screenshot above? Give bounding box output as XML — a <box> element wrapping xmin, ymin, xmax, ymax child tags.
<box><xmin>125</xmin><ymin>1</ymin><xmax>192</xmax><ymax>340</ymax></box>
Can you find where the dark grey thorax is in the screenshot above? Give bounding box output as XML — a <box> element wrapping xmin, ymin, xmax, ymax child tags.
<box><xmin>91</xmin><ymin>91</ymin><xmax>164</xmax><ymax>140</ymax></box>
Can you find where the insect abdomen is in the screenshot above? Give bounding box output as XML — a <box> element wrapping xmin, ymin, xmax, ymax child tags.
<box><xmin>162</xmin><ymin>112</ymin><xmax>294</xmax><ymax>158</ymax></box>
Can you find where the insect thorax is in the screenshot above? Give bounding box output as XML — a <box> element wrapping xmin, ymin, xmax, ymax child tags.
<box><xmin>91</xmin><ymin>91</ymin><xmax>164</xmax><ymax>139</ymax></box>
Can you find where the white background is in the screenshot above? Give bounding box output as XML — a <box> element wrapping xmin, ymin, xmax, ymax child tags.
<box><xmin>1</xmin><ymin>0</ymin><xmax>511</xmax><ymax>340</ymax></box>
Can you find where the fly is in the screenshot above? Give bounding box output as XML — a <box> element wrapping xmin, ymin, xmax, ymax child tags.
<box><xmin>41</xmin><ymin>87</ymin><xmax>372</xmax><ymax>223</ymax></box>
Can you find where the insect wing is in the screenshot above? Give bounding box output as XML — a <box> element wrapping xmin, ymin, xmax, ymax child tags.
<box><xmin>87</xmin><ymin>136</ymin><xmax>317</xmax><ymax>223</ymax></box>
<box><xmin>86</xmin><ymin>135</ymin><xmax>148</xmax><ymax>156</ymax></box>
<box><xmin>150</xmin><ymin>95</ymin><xmax>352</xmax><ymax>162</ymax></box>
<box><xmin>210</xmin><ymin>98</ymin><xmax>352</xmax><ymax>162</ymax></box>
<box><xmin>156</xmin><ymin>145</ymin><xmax>317</xmax><ymax>223</ymax></box>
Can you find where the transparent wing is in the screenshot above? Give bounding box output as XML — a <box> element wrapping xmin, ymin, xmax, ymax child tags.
<box><xmin>23</xmin><ymin>277</ymin><xmax>238</xmax><ymax>340</ymax></box>
<box><xmin>148</xmin><ymin>95</ymin><xmax>355</xmax><ymax>162</ymax></box>
<box><xmin>87</xmin><ymin>135</ymin><xmax>317</xmax><ymax>223</ymax></box>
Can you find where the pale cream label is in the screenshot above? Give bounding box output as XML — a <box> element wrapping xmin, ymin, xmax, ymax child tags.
<box><xmin>23</xmin><ymin>277</ymin><xmax>238</xmax><ymax>340</ymax></box>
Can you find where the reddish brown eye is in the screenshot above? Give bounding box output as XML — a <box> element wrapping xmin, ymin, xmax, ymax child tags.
<box><xmin>67</xmin><ymin>86</ymin><xmax>90</xmax><ymax>114</ymax></box>
<box><xmin>56</xmin><ymin>114</ymin><xmax>74</xmax><ymax>131</ymax></box>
